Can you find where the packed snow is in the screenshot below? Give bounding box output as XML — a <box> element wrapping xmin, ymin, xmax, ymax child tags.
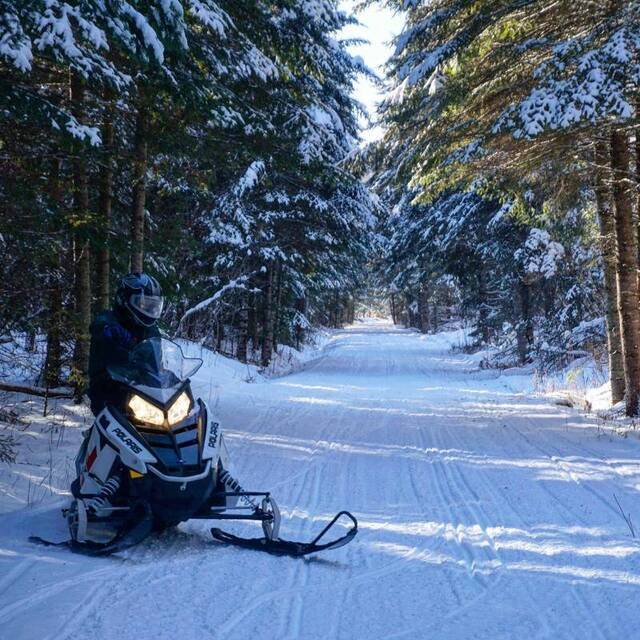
<box><xmin>2</xmin><ymin>320</ymin><xmax>640</xmax><ymax>638</ymax></box>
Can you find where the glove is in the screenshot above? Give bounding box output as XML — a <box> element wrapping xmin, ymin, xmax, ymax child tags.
<box><xmin>103</xmin><ymin>323</ymin><xmax>135</xmax><ymax>349</ymax></box>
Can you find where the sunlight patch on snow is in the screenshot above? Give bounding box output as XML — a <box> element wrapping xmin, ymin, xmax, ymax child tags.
<box><xmin>371</xmin><ymin>540</ymin><xmax>640</xmax><ymax>585</ymax></box>
<box><xmin>504</xmin><ymin>561</ymin><xmax>640</xmax><ymax>586</ymax></box>
<box><xmin>420</xmin><ymin>387</ymin><xmax>527</xmax><ymax>398</ymax></box>
<box><xmin>221</xmin><ymin>430</ymin><xmax>640</xmax><ymax>484</ymax></box>
<box><xmin>461</xmin><ymin>401</ymin><xmax>564</xmax><ymax>414</ymax></box>
<box><xmin>277</xmin><ymin>382</ymin><xmax>342</xmax><ymax>392</ymax></box>
<box><xmin>370</xmin><ymin>541</ymin><xmax>470</xmax><ymax>569</ymax></box>
<box><xmin>361</xmin><ymin>519</ymin><xmax>640</xmax><ymax>559</ymax></box>
<box><xmin>492</xmin><ymin>537</ymin><xmax>640</xmax><ymax>559</ymax></box>
<box><xmin>288</xmin><ymin>396</ymin><xmax>344</xmax><ymax>406</ymax></box>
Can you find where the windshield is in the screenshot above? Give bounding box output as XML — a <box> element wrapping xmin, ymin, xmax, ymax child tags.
<box><xmin>107</xmin><ymin>338</ymin><xmax>203</xmax><ymax>389</ymax></box>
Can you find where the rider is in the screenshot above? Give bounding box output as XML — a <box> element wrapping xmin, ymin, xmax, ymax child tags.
<box><xmin>88</xmin><ymin>272</ymin><xmax>164</xmax><ymax>415</ymax></box>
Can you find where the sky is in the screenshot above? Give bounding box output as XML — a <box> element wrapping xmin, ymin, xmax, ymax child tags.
<box><xmin>340</xmin><ymin>1</ymin><xmax>405</xmax><ymax>144</ymax></box>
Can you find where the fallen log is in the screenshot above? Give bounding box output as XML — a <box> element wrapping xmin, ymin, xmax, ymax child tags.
<box><xmin>0</xmin><ymin>382</ymin><xmax>73</xmax><ymax>399</ymax></box>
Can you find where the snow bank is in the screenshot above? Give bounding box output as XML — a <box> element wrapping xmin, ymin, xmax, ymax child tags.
<box><xmin>437</xmin><ymin>323</ymin><xmax>611</xmax><ymax>414</ymax></box>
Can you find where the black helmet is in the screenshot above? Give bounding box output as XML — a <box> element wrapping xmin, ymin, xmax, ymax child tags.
<box><xmin>115</xmin><ymin>272</ymin><xmax>164</xmax><ymax>327</ymax></box>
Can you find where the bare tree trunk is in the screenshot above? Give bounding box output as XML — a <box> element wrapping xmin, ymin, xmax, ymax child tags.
<box><xmin>405</xmin><ymin>294</ymin><xmax>412</xmax><ymax>328</ymax></box>
<box><xmin>44</xmin><ymin>156</ymin><xmax>63</xmax><ymax>387</ymax></box>
<box><xmin>236</xmin><ymin>295</ymin><xmax>248</xmax><ymax>363</ymax></box>
<box><xmin>248</xmin><ymin>291</ymin><xmax>258</xmax><ymax>354</ymax></box>
<box><xmin>216</xmin><ymin>317</ymin><xmax>224</xmax><ymax>351</ymax></box>
<box><xmin>72</xmin><ymin>238</ymin><xmax>91</xmax><ymax>398</ymax></box>
<box><xmin>347</xmin><ymin>296</ymin><xmax>355</xmax><ymax>324</ymax></box>
<box><xmin>595</xmin><ymin>139</ymin><xmax>625</xmax><ymax>403</ymax></box>
<box><xmin>516</xmin><ymin>281</ymin><xmax>533</xmax><ymax>364</ymax></box>
<box><xmin>261</xmin><ymin>264</ymin><xmax>274</xmax><ymax>367</ymax></box>
<box><xmin>96</xmin><ymin>97</ymin><xmax>114</xmax><ymax>310</ymax></box>
<box><xmin>272</xmin><ymin>261</ymin><xmax>283</xmax><ymax>353</ymax></box>
<box><xmin>390</xmin><ymin>293</ymin><xmax>397</xmax><ymax>324</ymax></box>
<box><xmin>294</xmin><ymin>297</ymin><xmax>306</xmax><ymax>349</ymax></box>
<box><xmin>477</xmin><ymin>268</ymin><xmax>490</xmax><ymax>344</ymax></box>
<box><xmin>610</xmin><ymin>128</ymin><xmax>640</xmax><ymax>416</ymax></box>
<box><xmin>131</xmin><ymin>100</ymin><xmax>148</xmax><ymax>273</ymax></box>
<box><xmin>44</xmin><ymin>256</ymin><xmax>64</xmax><ymax>387</ymax></box>
<box><xmin>418</xmin><ymin>285</ymin><xmax>430</xmax><ymax>333</ymax></box>
<box><xmin>637</xmin><ymin>101</ymin><xmax>640</xmax><ymax>265</ymax></box>
<box><xmin>332</xmin><ymin>291</ymin><xmax>340</xmax><ymax>327</ymax></box>
<box><xmin>70</xmin><ymin>73</ymin><xmax>91</xmax><ymax>399</ymax></box>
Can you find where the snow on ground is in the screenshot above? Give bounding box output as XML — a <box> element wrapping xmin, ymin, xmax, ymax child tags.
<box><xmin>2</xmin><ymin>319</ymin><xmax>640</xmax><ymax>639</ymax></box>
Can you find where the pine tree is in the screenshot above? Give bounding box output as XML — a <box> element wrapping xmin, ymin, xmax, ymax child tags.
<box><xmin>1</xmin><ymin>0</ymin><xmax>376</xmax><ymax>385</ymax></box>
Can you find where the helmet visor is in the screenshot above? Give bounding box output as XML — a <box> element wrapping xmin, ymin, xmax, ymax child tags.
<box><xmin>129</xmin><ymin>294</ymin><xmax>164</xmax><ymax>319</ymax></box>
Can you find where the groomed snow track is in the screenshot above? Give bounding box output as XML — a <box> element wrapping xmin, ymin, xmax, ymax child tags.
<box><xmin>2</xmin><ymin>320</ymin><xmax>640</xmax><ymax>639</ymax></box>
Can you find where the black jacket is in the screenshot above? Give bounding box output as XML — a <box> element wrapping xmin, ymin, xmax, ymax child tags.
<box><xmin>88</xmin><ymin>309</ymin><xmax>160</xmax><ymax>415</ymax></box>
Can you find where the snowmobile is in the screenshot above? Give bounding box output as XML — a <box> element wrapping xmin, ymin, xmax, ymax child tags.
<box><xmin>31</xmin><ymin>337</ymin><xmax>357</xmax><ymax>557</ymax></box>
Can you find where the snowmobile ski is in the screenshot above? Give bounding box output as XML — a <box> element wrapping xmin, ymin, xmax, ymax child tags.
<box><xmin>210</xmin><ymin>510</ymin><xmax>358</xmax><ymax>557</ymax></box>
<box><xmin>29</xmin><ymin>502</ymin><xmax>153</xmax><ymax>557</ymax></box>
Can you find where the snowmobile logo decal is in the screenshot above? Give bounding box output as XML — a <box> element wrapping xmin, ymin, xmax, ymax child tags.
<box><xmin>208</xmin><ymin>422</ymin><xmax>219</xmax><ymax>449</ymax></box>
<box><xmin>111</xmin><ymin>426</ymin><xmax>143</xmax><ymax>455</ymax></box>
<box><xmin>99</xmin><ymin>414</ymin><xmax>144</xmax><ymax>455</ymax></box>
<box><xmin>201</xmin><ymin>410</ymin><xmax>222</xmax><ymax>461</ymax></box>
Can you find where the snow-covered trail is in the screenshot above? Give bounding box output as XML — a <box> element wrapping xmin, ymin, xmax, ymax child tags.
<box><xmin>3</xmin><ymin>320</ymin><xmax>640</xmax><ymax>639</ymax></box>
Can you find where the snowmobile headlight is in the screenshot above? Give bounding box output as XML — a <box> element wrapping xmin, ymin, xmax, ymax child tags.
<box><xmin>128</xmin><ymin>394</ymin><xmax>164</xmax><ymax>426</ymax></box>
<box><xmin>167</xmin><ymin>392</ymin><xmax>191</xmax><ymax>425</ymax></box>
